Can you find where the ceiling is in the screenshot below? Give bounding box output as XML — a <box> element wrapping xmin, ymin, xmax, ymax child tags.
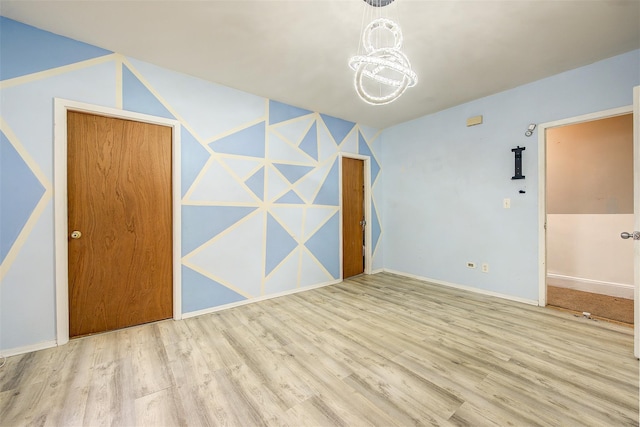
<box><xmin>2</xmin><ymin>1</ymin><xmax>639</xmax><ymax>128</ymax></box>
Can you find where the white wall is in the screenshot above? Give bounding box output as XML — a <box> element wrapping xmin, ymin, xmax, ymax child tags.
<box><xmin>380</xmin><ymin>50</ymin><xmax>640</xmax><ymax>303</ymax></box>
<box><xmin>546</xmin><ymin>214</ymin><xmax>634</xmax><ymax>298</ymax></box>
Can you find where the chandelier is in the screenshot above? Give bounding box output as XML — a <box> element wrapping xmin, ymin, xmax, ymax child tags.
<box><xmin>349</xmin><ymin>0</ymin><xmax>417</xmax><ymax>105</ymax></box>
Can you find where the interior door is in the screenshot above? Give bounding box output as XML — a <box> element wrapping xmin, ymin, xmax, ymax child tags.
<box><xmin>342</xmin><ymin>157</ymin><xmax>365</xmax><ymax>278</ymax></box>
<box><xmin>67</xmin><ymin>111</ymin><xmax>173</xmax><ymax>337</ymax></box>
<box><xmin>634</xmin><ymin>86</ymin><xmax>639</xmax><ymax>359</ymax></box>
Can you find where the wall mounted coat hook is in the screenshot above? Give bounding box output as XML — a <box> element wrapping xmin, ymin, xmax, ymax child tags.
<box><xmin>511</xmin><ymin>146</ymin><xmax>525</xmax><ymax>180</ymax></box>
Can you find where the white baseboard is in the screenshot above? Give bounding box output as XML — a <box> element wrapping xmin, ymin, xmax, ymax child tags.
<box><xmin>1</xmin><ymin>340</ymin><xmax>57</xmax><ymax>358</ymax></box>
<box><xmin>370</xmin><ymin>268</ymin><xmax>384</xmax><ymax>274</ymax></box>
<box><xmin>383</xmin><ymin>269</ymin><xmax>539</xmax><ymax>306</ymax></box>
<box><xmin>182</xmin><ymin>278</ymin><xmax>342</xmax><ymax>319</ymax></box>
<box><xmin>546</xmin><ymin>273</ymin><xmax>633</xmax><ymax>299</ymax></box>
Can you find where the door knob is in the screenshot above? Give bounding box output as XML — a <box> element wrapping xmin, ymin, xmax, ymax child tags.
<box><xmin>70</xmin><ymin>230</ymin><xmax>82</xmax><ymax>239</ymax></box>
<box><xmin>620</xmin><ymin>231</ymin><xmax>640</xmax><ymax>240</ymax></box>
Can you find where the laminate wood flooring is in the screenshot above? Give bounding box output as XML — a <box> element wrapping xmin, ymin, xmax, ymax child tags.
<box><xmin>1</xmin><ymin>273</ymin><xmax>638</xmax><ymax>426</ymax></box>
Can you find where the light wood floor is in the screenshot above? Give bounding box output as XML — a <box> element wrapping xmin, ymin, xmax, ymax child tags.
<box><xmin>1</xmin><ymin>273</ymin><xmax>638</xmax><ymax>426</ymax></box>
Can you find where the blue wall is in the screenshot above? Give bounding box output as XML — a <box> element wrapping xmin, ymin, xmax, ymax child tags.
<box><xmin>380</xmin><ymin>49</ymin><xmax>640</xmax><ymax>301</ymax></box>
<box><xmin>0</xmin><ymin>17</ymin><xmax>383</xmax><ymax>352</ymax></box>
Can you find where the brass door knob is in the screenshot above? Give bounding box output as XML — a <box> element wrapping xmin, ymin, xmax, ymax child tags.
<box><xmin>70</xmin><ymin>230</ymin><xmax>82</xmax><ymax>239</ymax></box>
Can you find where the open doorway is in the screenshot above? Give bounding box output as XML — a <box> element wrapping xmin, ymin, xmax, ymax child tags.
<box><xmin>544</xmin><ymin>113</ymin><xmax>634</xmax><ymax>325</ymax></box>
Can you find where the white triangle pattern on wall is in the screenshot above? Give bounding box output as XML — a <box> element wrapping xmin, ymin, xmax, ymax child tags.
<box><xmin>299</xmin><ymin>249</ymin><xmax>333</xmax><ymax>287</ymax></box>
<box><xmin>186</xmin><ymin>159</ymin><xmax>259</xmax><ymax>204</ymax></box>
<box><xmin>304</xmin><ymin>206</ymin><xmax>339</xmax><ymax>240</ymax></box>
<box><xmin>266</xmin><ymin>164</ymin><xmax>292</xmax><ymax>202</ymax></box>
<box><xmin>270</xmin><ymin>206</ymin><xmax>305</xmax><ymax>242</ymax></box>
<box><xmin>264</xmin><ymin>248</ymin><xmax>301</xmax><ymax>294</ymax></box>
<box><xmin>317</xmin><ymin>122</ymin><xmax>338</xmax><ymax>163</ymax></box>
<box><xmin>340</xmin><ymin>129</ymin><xmax>358</xmax><ymax>154</ymax></box>
<box><xmin>220</xmin><ymin>157</ymin><xmax>264</xmax><ymax>181</ymax></box>
<box><xmin>268</xmin><ymin>131</ymin><xmax>315</xmax><ymax>164</ymax></box>
<box><xmin>359</xmin><ymin>125</ymin><xmax>379</xmax><ymax>144</ymax></box>
<box><xmin>126</xmin><ymin>57</ymin><xmax>266</xmax><ymax>142</ymax></box>
<box><xmin>294</xmin><ymin>158</ymin><xmax>334</xmax><ymax>204</ymax></box>
<box><xmin>272</xmin><ymin>117</ymin><xmax>314</xmax><ymax>146</ymax></box>
<box><xmin>185</xmin><ymin>211</ymin><xmax>264</xmax><ymax>298</ymax></box>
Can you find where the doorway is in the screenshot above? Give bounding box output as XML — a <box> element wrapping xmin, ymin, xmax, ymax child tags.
<box><xmin>341</xmin><ymin>155</ymin><xmax>371</xmax><ymax>279</ymax></box>
<box><xmin>540</xmin><ymin>109</ymin><xmax>634</xmax><ymax>325</ymax></box>
<box><xmin>54</xmin><ymin>99</ymin><xmax>182</xmax><ymax>345</ymax></box>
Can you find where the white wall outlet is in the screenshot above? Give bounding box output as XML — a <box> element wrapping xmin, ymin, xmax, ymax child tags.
<box><xmin>466</xmin><ymin>262</ymin><xmax>476</xmax><ymax>269</ymax></box>
<box><xmin>503</xmin><ymin>198</ymin><xmax>511</xmax><ymax>209</ymax></box>
<box><xmin>481</xmin><ymin>263</ymin><xmax>489</xmax><ymax>273</ymax></box>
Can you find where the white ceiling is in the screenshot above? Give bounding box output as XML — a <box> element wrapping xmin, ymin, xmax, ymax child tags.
<box><xmin>2</xmin><ymin>0</ymin><xmax>639</xmax><ymax>128</ymax></box>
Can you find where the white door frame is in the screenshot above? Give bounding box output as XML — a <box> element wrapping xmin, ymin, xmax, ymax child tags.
<box><xmin>53</xmin><ymin>98</ymin><xmax>182</xmax><ymax>346</ymax></box>
<box><xmin>633</xmin><ymin>86</ymin><xmax>639</xmax><ymax>359</ymax></box>
<box><xmin>339</xmin><ymin>153</ymin><xmax>372</xmax><ymax>278</ymax></box>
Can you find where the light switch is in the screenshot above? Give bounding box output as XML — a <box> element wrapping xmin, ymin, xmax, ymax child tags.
<box><xmin>503</xmin><ymin>198</ymin><xmax>511</xmax><ymax>209</ymax></box>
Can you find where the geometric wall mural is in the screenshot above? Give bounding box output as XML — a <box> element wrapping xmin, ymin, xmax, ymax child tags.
<box><xmin>0</xmin><ymin>17</ymin><xmax>113</xmax><ymax>351</ymax></box>
<box><xmin>0</xmin><ymin>131</ymin><xmax>46</xmax><ymax>264</ymax></box>
<box><xmin>0</xmin><ymin>16</ymin><xmax>383</xmax><ymax>351</ymax></box>
<box><xmin>175</xmin><ymin>93</ymin><xmax>384</xmax><ymax>312</ymax></box>
<box><xmin>0</xmin><ymin>16</ymin><xmax>112</xmax><ymax>81</ymax></box>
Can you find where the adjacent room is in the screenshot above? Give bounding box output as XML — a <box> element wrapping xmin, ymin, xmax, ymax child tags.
<box><xmin>1</xmin><ymin>1</ymin><xmax>639</xmax><ymax>425</ymax></box>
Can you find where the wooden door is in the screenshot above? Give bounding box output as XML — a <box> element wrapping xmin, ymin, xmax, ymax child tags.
<box><xmin>67</xmin><ymin>111</ymin><xmax>173</xmax><ymax>337</ymax></box>
<box><xmin>342</xmin><ymin>157</ymin><xmax>365</xmax><ymax>278</ymax></box>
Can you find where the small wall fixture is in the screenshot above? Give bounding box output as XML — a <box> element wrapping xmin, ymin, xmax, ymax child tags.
<box><xmin>525</xmin><ymin>123</ymin><xmax>536</xmax><ymax>137</ymax></box>
<box><xmin>466</xmin><ymin>115</ymin><xmax>483</xmax><ymax>127</ymax></box>
<box><xmin>511</xmin><ymin>146</ymin><xmax>526</xmax><ymax>180</ymax></box>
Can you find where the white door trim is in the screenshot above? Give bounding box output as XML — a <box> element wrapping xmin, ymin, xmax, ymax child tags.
<box><xmin>633</xmin><ymin>86</ymin><xmax>639</xmax><ymax>359</ymax></box>
<box><xmin>53</xmin><ymin>98</ymin><xmax>182</xmax><ymax>346</ymax></box>
<box><xmin>537</xmin><ymin>104</ymin><xmax>633</xmax><ymax>308</ymax></box>
<box><xmin>339</xmin><ymin>153</ymin><xmax>372</xmax><ymax>278</ymax></box>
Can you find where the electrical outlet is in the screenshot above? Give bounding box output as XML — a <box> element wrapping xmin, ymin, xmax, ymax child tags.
<box><xmin>466</xmin><ymin>262</ymin><xmax>476</xmax><ymax>269</ymax></box>
<box><xmin>503</xmin><ymin>198</ymin><xmax>511</xmax><ymax>209</ymax></box>
<box><xmin>481</xmin><ymin>263</ymin><xmax>489</xmax><ymax>273</ymax></box>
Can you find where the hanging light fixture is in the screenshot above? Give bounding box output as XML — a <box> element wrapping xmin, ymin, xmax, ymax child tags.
<box><xmin>349</xmin><ymin>0</ymin><xmax>417</xmax><ymax>105</ymax></box>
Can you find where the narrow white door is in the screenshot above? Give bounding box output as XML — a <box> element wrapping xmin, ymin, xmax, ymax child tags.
<box><xmin>634</xmin><ymin>85</ymin><xmax>639</xmax><ymax>359</ymax></box>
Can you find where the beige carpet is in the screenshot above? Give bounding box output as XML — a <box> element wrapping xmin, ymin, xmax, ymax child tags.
<box><xmin>547</xmin><ymin>286</ymin><xmax>634</xmax><ymax>325</ymax></box>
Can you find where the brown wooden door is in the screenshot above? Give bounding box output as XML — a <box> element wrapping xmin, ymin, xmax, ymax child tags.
<box><xmin>67</xmin><ymin>111</ymin><xmax>173</xmax><ymax>337</ymax></box>
<box><xmin>342</xmin><ymin>157</ymin><xmax>365</xmax><ymax>278</ymax></box>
